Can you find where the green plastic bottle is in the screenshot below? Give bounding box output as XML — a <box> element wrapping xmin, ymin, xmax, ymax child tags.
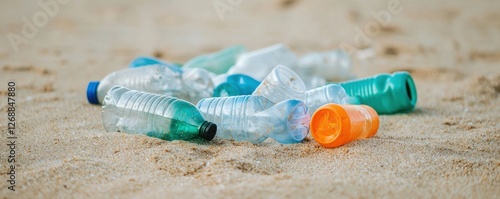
<box><xmin>338</xmin><ymin>71</ymin><xmax>417</xmax><ymax>114</ymax></box>
<box><xmin>102</xmin><ymin>86</ymin><xmax>217</xmax><ymax>141</ymax></box>
<box><xmin>183</xmin><ymin>45</ymin><xmax>246</xmax><ymax>74</ymax></box>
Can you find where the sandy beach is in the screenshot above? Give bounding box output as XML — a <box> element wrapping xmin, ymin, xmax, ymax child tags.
<box><xmin>0</xmin><ymin>0</ymin><xmax>499</xmax><ymax>198</ymax></box>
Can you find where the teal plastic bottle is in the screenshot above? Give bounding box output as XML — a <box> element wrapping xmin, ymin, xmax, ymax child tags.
<box><xmin>183</xmin><ymin>45</ymin><xmax>246</xmax><ymax>74</ymax></box>
<box><xmin>129</xmin><ymin>56</ymin><xmax>182</xmax><ymax>68</ymax></box>
<box><xmin>213</xmin><ymin>74</ymin><xmax>261</xmax><ymax>97</ymax></box>
<box><xmin>102</xmin><ymin>86</ymin><xmax>217</xmax><ymax>141</ymax></box>
<box><xmin>338</xmin><ymin>71</ymin><xmax>417</xmax><ymax>114</ymax></box>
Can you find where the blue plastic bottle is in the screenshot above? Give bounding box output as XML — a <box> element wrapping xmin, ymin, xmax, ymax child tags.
<box><xmin>213</xmin><ymin>74</ymin><xmax>261</xmax><ymax>97</ymax></box>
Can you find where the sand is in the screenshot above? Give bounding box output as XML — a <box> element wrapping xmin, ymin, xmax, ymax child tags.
<box><xmin>1</xmin><ymin>0</ymin><xmax>499</xmax><ymax>198</ymax></box>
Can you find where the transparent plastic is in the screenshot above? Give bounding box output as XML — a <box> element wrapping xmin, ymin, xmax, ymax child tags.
<box><xmin>305</xmin><ymin>84</ymin><xmax>350</xmax><ymax>112</ymax></box>
<box><xmin>338</xmin><ymin>71</ymin><xmax>417</xmax><ymax>114</ymax></box>
<box><xmin>181</xmin><ymin>68</ymin><xmax>215</xmax><ymax>103</ymax></box>
<box><xmin>210</xmin><ymin>73</ymin><xmax>229</xmax><ymax>88</ymax></box>
<box><xmin>183</xmin><ymin>45</ymin><xmax>246</xmax><ymax>74</ymax></box>
<box><xmin>310</xmin><ymin>104</ymin><xmax>379</xmax><ymax>148</ymax></box>
<box><xmin>90</xmin><ymin>64</ymin><xmax>184</xmax><ymax>104</ymax></box>
<box><xmin>102</xmin><ymin>86</ymin><xmax>217</xmax><ymax>141</ymax></box>
<box><xmin>301</xmin><ymin>75</ymin><xmax>327</xmax><ymax>90</ymax></box>
<box><xmin>252</xmin><ymin>65</ymin><xmax>349</xmax><ymax>112</ymax></box>
<box><xmin>297</xmin><ymin>49</ymin><xmax>354</xmax><ymax>82</ymax></box>
<box><xmin>87</xmin><ymin>65</ymin><xmax>213</xmax><ymax>104</ymax></box>
<box><xmin>252</xmin><ymin>65</ymin><xmax>306</xmax><ymax>103</ymax></box>
<box><xmin>213</xmin><ymin>74</ymin><xmax>261</xmax><ymax>97</ymax></box>
<box><xmin>196</xmin><ymin>95</ymin><xmax>310</xmax><ymax>144</ymax></box>
<box><xmin>227</xmin><ymin>44</ymin><xmax>298</xmax><ymax>81</ymax></box>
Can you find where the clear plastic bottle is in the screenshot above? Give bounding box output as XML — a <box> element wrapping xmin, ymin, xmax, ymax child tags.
<box><xmin>305</xmin><ymin>84</ymin><xmax>350</xmax><ymax>112</ymax></box>
<box><xmin>298</xmin><ymin>49</ymin><xmax>354</xmax><ymax>82</ymax></box>
<box><xmin>227</xmin><ymin>44</ymin><xmax>298</xmax><ymax>81</ymax></box>
<box><xmin>102</xmin><ymin>86</ymin><xmax>217</xmax><ymax>141</ymax></box>
<box><xmin>183</xmin><ymin>45</ymin><xmax>246</xmax><ymax>75</ymax></box>
<box><xmin>210</xmin><ymin>73</ymin><xmax>228</xmax><ymax>88</ymax></box>
<box><xmin>213</xmin><ymin>74</ymin><xmax>261</xmax><ymax>97</ymax></box>
<box><xmin>87</xmin><ymin>64</ymin><xmax>213</xmax><ymax>104</ymax></box>
<box><xmin>196</xmin><ymin>95</ymin><xmax>310</xmax><ymax>144</ymax></box>
<box><xmin>87</xmin><ymin>64</ymin><xmax>184</xmax><ymax>105</ymax></box>
<box><xmin>252</xmin><ymin>65</ymin><xmax>306</xmax><ymax>103</ymax></box>
<box><xmin>310</xmin><ymin>104</ymin><xmax>379</xmax><ymax>148</ymax></box>
<box><xmin>252</xmin><ymin>65</ymin><xmax>349</xmax><ymax>112</ymax></box>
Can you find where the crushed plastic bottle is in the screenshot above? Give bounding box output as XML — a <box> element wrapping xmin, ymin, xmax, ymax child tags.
<box><xmin>181</xmin><ymin>68</ymin><xmax>215</xmax><ymax>103</ymax></box>
<box><xmin>310</xmin><ymin>104</ymin><xmax>379</xmax><ymax>148</ymax></box>
<box><xmin>338</xmin><ymin>71</ymin><xmax>417</xmax><ymax>114</ymax></box>
<box><xmin>129</xmin><ymin>56</ymin><xmax>182</xmax><ymax>68</ymax></box>
<box><xmin>252</xmin><ymin>65</ymin><xmax>350</xmax><ymax>112</ymax></box>
<box><xmin>196</xmin><ymin>95</ymin><xmax>310</xmax><ymax>144</ymax></box>
<box><xmin>183</xmin><ymin>45</ymin><xmax>246</xmax><ymax>74</ymax></box>
<box><xmin>305</xmin><ymin>84</ymin><xmax>350</xmax><ymax>112</ymax></box>
<box><xmin>87</xmin><ymin>64</ymin><xmax>184</xmax><ymax>105</ymax></box>
<box><xmin>297</xmin><ymin>49</ymin><xmax>354</xmax><ymax>82</ymax></box>
<box><xmin>227</xmin><ymin>44</ymin><xmax>298</xmax><ymax>81</ymax></box>
<box><xmin>213</xmin><ymin>74</ymin><xmax>261</xmax><ymax>97</ymax></box>
<box><xmin>102</xmin><ymin>86</ymin><xmax>217</xmax><ymax>141</ymax></box>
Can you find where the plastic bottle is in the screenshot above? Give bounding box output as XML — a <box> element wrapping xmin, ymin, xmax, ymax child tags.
<box><xmin>252</xmin><ymin>65</ymin><xmax>306</xmax><ymax>103</ymax></box>
<box><xmin>305</xmin><ymin>84</ymin><xmax>350</xmax><ymax>112</ymax></box>
<box><xmin>213</xmin><ymin>74</ymin><xmax>261</xmax><ymax>97</ymax></box>
<box><xmin>87</xmin><ymin>64</ymin><xmax>214</xmax><ymax>104</ymax></box>
<box><xmin>297</xmin><ymin>49</ymin><xmax>354</xmax><ymax>82</ymax></box>
<box><xmin>102</xmin><ymin>86</ymin><xmax>217</xmax><ymax>141</ymax></box>
<box><xmin>87</xmin><ymin>64</ymin><xmax>185</xmax><ymax>105</ymax></box>
<box><xmin>310</xmin><ymin>104</ymin><xmax>379</xmax><ymax>148</ymax></box>
<box><xmin>180</xmin><ymin>68</ymin><xmax>215</xmax><ymax>103</ymax></box>
<box><xmin>196</xmin><ymin>95</ymin><xmax>310</xmax><ymax>144</ymax></box>
<box><xmin>252</xmin><ymin>65</ymin><xmax>350</xmax><ymax>112</ymax></box>
<box><xmin>337</xmin><ymin>71</ymin><xmax>417</xmax><ymax>114</ymax></box>
<box><xmin>183</xmin><ymin>45</ymin><xmax>246</xmax><ymax>74</ymax></box>
<box><xmin>210</xmin><ymin>73</ymin><xmax>229</xmax><ymax>88</ymax></box>
<box><xmin>129</xmin><ymin>56</ymin><xmax>182</xmax><ymax>68</ymax></box>
<box><xmin>301</xmin><ymin>75</ymin><xmax>327</xmax><ymax>90</ymax></box>
<box><xmin>227</xmin><ymin>44</ymin><xmax>298</xmax><ymax>81</ymax></box>
<box><xmin>129</xmin><ymin>58</ymin><xmax>217</xmax><ymax>101</ymax></box>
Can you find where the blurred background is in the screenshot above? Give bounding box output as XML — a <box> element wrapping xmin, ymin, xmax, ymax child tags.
<box><xmin>1</xmin><ymin>0</ymin><xmax>499</xmax><ymax>78</ymax></box>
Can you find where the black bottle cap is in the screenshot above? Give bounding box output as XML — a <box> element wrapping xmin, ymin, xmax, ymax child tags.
<box><xmin>199</xmin><ymin>121</ymin><xmax>217</xmax><ymax>141</ymax></box>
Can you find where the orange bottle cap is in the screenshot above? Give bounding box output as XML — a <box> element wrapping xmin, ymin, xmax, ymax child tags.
<box><xmin>310</xmin><ymin>104</ymin><xmax>379</xmax><ymax>148</ymax></box>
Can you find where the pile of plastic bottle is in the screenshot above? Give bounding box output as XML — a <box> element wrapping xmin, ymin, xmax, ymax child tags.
<box><xmin>87</xmin><ymin>44</ymin><xmax>418</xmax><ymax>148</ymax></box>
